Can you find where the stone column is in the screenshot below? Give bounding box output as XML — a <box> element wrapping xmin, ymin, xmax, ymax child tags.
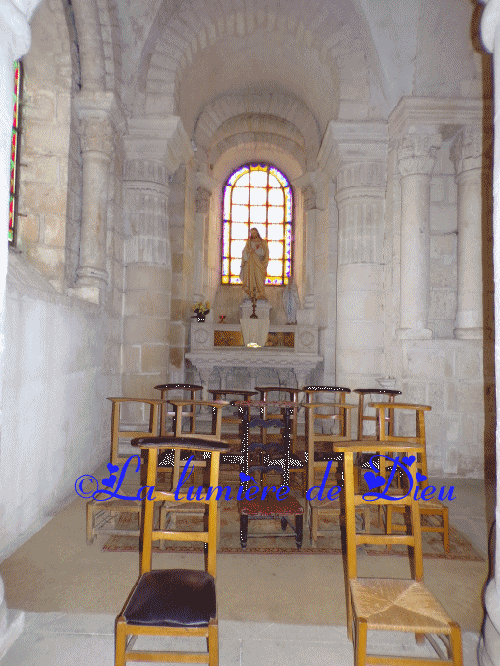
<box><xmin>121</xmin><ymin>117</ymin><xmax>193</xmax><ymax>416</ymax></box>
<box><xmin>479</xmin><ymin>4</ymin><xmax>500</xmax><ymax>665</ymax></box>
<box><xmin>335</xmin><ymin>161</ymin><xmax>386</xmax><ymax>390</ymax></box>
<box><xmin>451</xmin><ymin>125</ymin><xmax>485</xmax><ymax>339</ymax></box>
<box><xmin>193</xmin><ymin>173</ymin><xmax>214</xmax><ymax>303</ymax></box>
<box><xmin>70</xmin><ymin>93</ymin><xmax>121</xmax><ymax>304</ymax></box>
<box><xmin>397</xmin><ymin>131</ymin><xmax>442</xmax><ymax>339</ymax></box>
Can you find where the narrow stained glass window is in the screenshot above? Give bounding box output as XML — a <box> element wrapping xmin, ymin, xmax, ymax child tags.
<box><xmin>9</xmin><ymin>60</ymin><xmax>22</xmax><ymax>244</ymax></box>
<box><xmin>221</xmin><ymin>163</ymin><xmax>293</xmax><ymax>286</ymax></box>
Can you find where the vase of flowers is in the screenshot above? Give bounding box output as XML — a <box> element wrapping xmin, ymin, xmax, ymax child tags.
<box><xmin>193</xmin><ymin>302</ymin><xmax>210</xmax><ymax>322</ymax></box>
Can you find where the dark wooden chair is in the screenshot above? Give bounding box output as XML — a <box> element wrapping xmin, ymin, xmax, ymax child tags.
<box><xmin>115</xmin><ymin>435</ymin><xmax>230</xmax><ymax>666</ymax></box>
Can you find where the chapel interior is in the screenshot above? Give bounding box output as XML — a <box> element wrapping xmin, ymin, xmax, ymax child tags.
<box><xmin>0</xmin><ymin>0</ymin><xmax>499</xmax><ymax>664</ymax></box>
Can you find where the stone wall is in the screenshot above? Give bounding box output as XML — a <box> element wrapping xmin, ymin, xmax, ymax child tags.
<box><xmin>0</xmin><ymin>255</ymin><xmax>119</xmax><ymax>559</ymax></box>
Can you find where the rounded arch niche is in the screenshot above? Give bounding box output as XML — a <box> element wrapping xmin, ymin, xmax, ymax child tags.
<box><xmin>200</xmin><ymin>143</ymin><xmax>306</xmax><ymax>326</ymax></box>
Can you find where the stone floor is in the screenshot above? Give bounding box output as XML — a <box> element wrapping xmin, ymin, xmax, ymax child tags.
<box><xmin>0</xmin><ymin>477</ymin><xmax>492</xmax><ymax>665</ymax></box>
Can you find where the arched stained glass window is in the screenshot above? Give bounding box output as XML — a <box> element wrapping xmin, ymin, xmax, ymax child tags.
<box><xmin>9</xmin><ymin>60</ymin><xmax>22</xmax><ymax>245</ymax></box>
<box><xmin>221</xmin><ymin>163</ymin><xmax>292</xmax><ymax>286</ymax></box>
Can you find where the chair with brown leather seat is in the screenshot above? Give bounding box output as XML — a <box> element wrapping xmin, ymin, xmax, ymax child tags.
<box><xmin>115</xmin><ymin>435</ymin><xmax>230</xmax><ymax>666</ymax></box>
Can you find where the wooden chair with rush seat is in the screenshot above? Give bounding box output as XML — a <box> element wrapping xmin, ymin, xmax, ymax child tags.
<box><xmin>86</xmin><ymin>397</ymin><xmax>164</xmax><ymax>545</ymax></box>
<box><xmin>158</xmin><ymin>400</ymin><xmax>228</xmax><ymax>541</ymax></box>
<box><xmin>333</xmin><ymin>439</ymin><xmax>463</xmax><ymax>666</ymax></box>
<box><xmin>373</xmin><ymin>402</ymin><xmax>450</xmax><ymax>553</ymax></box>
<box><xmin>115</xmin><ymin>435</ymin><xmax>230</xmax><ymax>666</ymax></box>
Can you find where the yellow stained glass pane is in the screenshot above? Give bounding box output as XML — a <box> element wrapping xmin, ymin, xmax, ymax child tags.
<box><xmin>232</xmin><ymin>204</ymin><xmax>249</xmax><ymax>222</ymax></box>
<box><xmin>267</xmin><ymin>259</ymin><xmax>282</xmax><ymax>277</ymax></box>
<box><xmin>267</xmin><ymin>225</ymin><xmax>284</xmax><ymax>241</ymax></box>
<box><xmin>249</xmin><ymin>206</ymin><xmax>266</xmax><ymax>223</ymax></box>
<box><xmin>236</xmin><ymin>173</ymin><xmax>250</xmax><ymax>186</ymax></box>
<box><xmin>268</xmin><ymin>242</ymin><xmax>283</xmax><ymax>259</ymax></box>
<box><xmin>249</xmin><ymin>170</ymin><xmax>268</xmax><ymax>187</ymax></box>
<box><xmin>268</xmin><ymin>173</ymin><xmax>281</xmax><ymax>188</ymax></box>
<box><xmin>268</xmin><ymin>188</ymin><xmax>284</xmax><ymax>206</ymax></box>
<box><xmin>268</xmin><ymin>207</ymin><xmax>284</xmax><ymax>223</ymax></box>
<box><xmin>232</xmin><ymin>222</ymin><xmax>248</xmax><ymax>240</ymax></box>
<box><xmin>232</xmin><ymin>187</ymin><xmax>249</xmax><ymax>204</ymax></box>
<box><xmin>230</xmin><ymin>258</ymin><xmax>242</xmax><ymax>276</ymax></box>
<box><xmin>250</xmin><ymin>187</ymin><xmax>267</xmax><ymax>206</ymax></box>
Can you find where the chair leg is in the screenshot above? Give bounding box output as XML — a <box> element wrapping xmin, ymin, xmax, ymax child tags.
<box><xmin>450</xmin><ymin>622</ymin><xmax>463</xmax><ymax>666</ymax></box>
<box><xmin>354</xmin><ymin>617</ymin><xmax>368</xmax><ymax>666</ymax></box>
<box><xmin>208</xmin><ymin>619</ymin><xmax>219</xmax><ymax>666</ymax></box>
<box><xmin>295</xmin><ymin>514</ymin><xmax>303</xmax><ymax>550</ymax></box>
<box><xmin>311</xmin><ymin>507</ymin><xmax>318</xmax><ymax>546</ymax></box>
<box><xmin>240</xmin><ymin>514</ymin><xmax>248</xmax><ymax>549</ymax></box>
<box><xmin>443</xmin><ymin>506</ymin><xmax>450</xmax><ymax>553</ymax></box>
<box><xmin>386</xmin><ymin>505</ymin><xmax>393</xmax><ymax>552</ymax></box>
<box><xmin>115</xmin><ymin>617</ymin><xmax>127</xmax><ymax>666</ymax></box>
<box><xmin>86</xmin><ymin>503</ymin><xmax>95</xmax><ymax>545</ymax></box>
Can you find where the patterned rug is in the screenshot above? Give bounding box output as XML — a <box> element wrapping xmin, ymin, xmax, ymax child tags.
<box><xmin>102</xmin><ymin>493</ymin><xmax>484</xmax><ymax>560</ymax></box>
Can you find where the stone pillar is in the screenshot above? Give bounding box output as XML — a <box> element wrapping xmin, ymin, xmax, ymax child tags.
<box><xmin>0</xmin><ymin>2</ymin><xmax>43</xmax><ymax>656</ymax></box>
<box><xmin>479</xmin><ymin>4</ymin><xmax>500</xmax><ymax>665</ymax></box>
<box><xmin>335</xmin><ymin>161</ymin><xmax>386</xmax><ymax>390</ymax></box>
<box><xmin>193</xmin><ymin>174</ymin><xmax>214</xmax><ymax>303</ymax></box>
<box><xmin>70</xmin><ymin>93</ymin><xmax>119</xmax><ymax>304</ymax></box>
<box><xmin>122</xmin><ymin>158</ymin><xmax>171</xmax><ymax>417</ymax></box>
<box><xmin>121</xmin><ymin>117</ymin><xmax>193</xmax><ymax>415</ymax></box>
<box><xmin>397</xmin><ymin>131</ymin><xmax>442</xmax><ymax>339</ymax></box>
<box><xmin>451</xmin><ymin>125</ymin><xmax>485</xmax><ymax>339</ymax></box>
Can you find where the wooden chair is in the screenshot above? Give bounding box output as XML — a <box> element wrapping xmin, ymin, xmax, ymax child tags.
<box><xmin>86</xmin><ymin>397</ymin><xmax>163</xmax><ymax>545</ymax></box>
<box><xmin>154</xmin><ymin>383</ymin><xmax>203</xmax><ymax>436</ymax></box>
<box><xmin>302</xmin><ymin>387</ymin><xmax>355</xmax><ymax>543</ymax></box>
<box><xmin>372</xmin><ymin>402</ymin><xmax>450</xmax><ymax>553</ymax></box>
<box><xmin>158</xmin><ymin>400</ymin><xmax>228</xmax><ymax>542</ymax></box>
<box><xmin>333</xmin><ymin>440</ymin><xmax>463</xmax><ymax>666</ymax></box>
<box><xmin>253</xmin><ymin>387</ymin><xmax>306</xmax><ymax>495</ymax></box>
<box><xmin>354</xmin><ymin>388</ymin><xmax>402</xmax><ymax>439</ymax></box>
<box><xmin>208</xmin><ymin>389</ymin><xmax>257</xmax><ymax>465</ymax></box>
<box><xmin>115</xmin><ymin>435</ymin><xmax>230</xmax><ymax>666</ymax></box>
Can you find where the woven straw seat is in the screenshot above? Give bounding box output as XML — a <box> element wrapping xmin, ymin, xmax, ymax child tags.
<box><xmin>350</xmin><ymin>579</ymin><xmax>453</xmax><ymax>633</ymax></box>
<box><xmin>333</xmin><ymin>435</ymin><xmax>462</xmax><ymax>666</ymax></box>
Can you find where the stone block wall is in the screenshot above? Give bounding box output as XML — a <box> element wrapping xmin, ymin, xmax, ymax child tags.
<box><xmin>394</xmin><ymin>339</ymin><xmax>485</xmax><ymax>477</ymax></box>
<box><xmin>0</xmin><ymin>255</ymin><xmax>119</xmax><ymax>559</ymax></box>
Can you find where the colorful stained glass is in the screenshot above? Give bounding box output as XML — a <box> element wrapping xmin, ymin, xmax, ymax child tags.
<box><xmin>9</xmin><ymin>60</ymin><xmax>21</xmax><ymax>244</ymax></box>
<box><xmin>221</xmin><ymin>163</ymin><xmax>293</xmax><ymax>285</ymax></box>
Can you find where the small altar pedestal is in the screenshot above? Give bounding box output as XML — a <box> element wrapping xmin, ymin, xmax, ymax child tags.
<box><xmin>240</xmin><ymin>318</ymin><xmax>270</xmax><ymax>347</ymax></box>
<box><xmin>239</xmin><ymin>299</ymin><xmax>271</xmax><ymax>320</ymax></box>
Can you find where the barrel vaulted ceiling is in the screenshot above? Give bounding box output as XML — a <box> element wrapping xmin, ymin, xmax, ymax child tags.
<box><xmin>60</xmin><ymin>0</ymin><xmax>479</xmax><ymax>164</ymax></box>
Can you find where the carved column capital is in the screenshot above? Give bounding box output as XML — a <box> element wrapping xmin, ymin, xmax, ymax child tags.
<box><xmin>397</xmin><ymin>133</ymin><xmax>442</xmax><ymax>177</ymax></box>
<box><xmin>79</xmin><ymin>116</ymin><xmax>114</xmax><ymax>158</ymax></box>
<box><xmin>451</xmin><ymin>125</ymin><xmax>489</xmax><ymax>175</ymax></box>
<box><xmin>124</xmin><ymin>159</ymin><xmax>168</xmax><ymax>186</ymax></box>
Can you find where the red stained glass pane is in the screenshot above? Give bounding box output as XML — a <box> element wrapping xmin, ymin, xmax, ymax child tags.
<box><xmin>9</xmin><ymin>60</ymin><xmax>21</xmax><ymax>244</ymax></box>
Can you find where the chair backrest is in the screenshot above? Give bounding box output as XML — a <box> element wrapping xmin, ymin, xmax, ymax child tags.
<box><xmin>334</xmin><ymin>441</ymin><xmax>425</xmax><ymax>583</ymax></box>
<box><xmin>371</xmin><ymin>402</ymin><xmax>431</xmax><ymax>477</ymax></box>
<box><xmin>304</xmin><ymin>402</ymin><xmax>353</xmax><ymax>488</ymax></box>
<box><xmin>107</xmin><ymin>397</ymin><xmax>163</xmax><ymax>466</ymax></box>
<box><xmin>131</xmin><ymin>436</ymin><xmax>230</xmax><ymax>578</ymax></box>
<box><xmin>302</xmin><ymin>386</ymin><xmax>351</xmax><ymax>404</ymax></box>
<box><xmin>354</xmin><ymin>388</ymin><xmax>402</xmax><ymax>439</ymax></box>
<box><xmin>154</xmin><ymin>384</ymin><xmax>203</xmax><ymax>436</ymax></box>
<box><xmin>167</xmin><ymin>400</ymin><xmax>229</xmax><ymax>488</ymax></box>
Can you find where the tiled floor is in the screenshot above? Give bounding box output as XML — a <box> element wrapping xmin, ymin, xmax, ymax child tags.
<box><xmin>0</xmin><ymin>477</ymin><xmax>492</xmax><ymax>665</ymax></box>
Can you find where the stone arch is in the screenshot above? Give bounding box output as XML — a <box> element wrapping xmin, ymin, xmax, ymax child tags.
<box><xmin>137</xmin><ymin>1</ymin><xmax>386</xmax><ymax>132</ymax></box>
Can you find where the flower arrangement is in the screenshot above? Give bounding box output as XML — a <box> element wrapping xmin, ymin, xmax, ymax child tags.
<box><xmin>193</xmin><ymin>302</ymin><xmax>210</xmax><ymax>321</ymax></box>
